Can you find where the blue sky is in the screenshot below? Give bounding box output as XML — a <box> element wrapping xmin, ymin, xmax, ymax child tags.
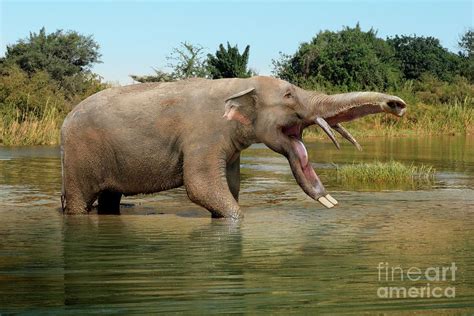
<box><xmin>1</xmin><ymin>0</ymin><xmax>472</xmax><ymax>84</ymax></box>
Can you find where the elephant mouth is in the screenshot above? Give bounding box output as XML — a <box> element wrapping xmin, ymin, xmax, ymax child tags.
<box><xmin>281</xmin><ymin>124</ymin><xmax>338</xmax><ymax>209</ymax></box>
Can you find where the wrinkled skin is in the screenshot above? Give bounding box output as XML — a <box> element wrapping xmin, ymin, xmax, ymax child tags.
<box><xmin>61</xmin><ymin>76</ymin><xmax>406</xmax><ymax>219</ymax></box>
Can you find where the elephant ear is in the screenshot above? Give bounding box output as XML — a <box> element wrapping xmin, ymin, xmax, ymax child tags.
<box><xmin>223</xmin><ymin>87</ymin><xmax>255</xmax><ymax>125</ymax></box>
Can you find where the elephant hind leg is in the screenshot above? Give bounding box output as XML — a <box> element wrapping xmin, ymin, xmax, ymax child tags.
<box><xmin>97</xmin><ymin>191</ymin><xmax>122</xmax><ymax>215</ymax></box>
<box><xmin>226</xmin><ymin>156</ymin><xmax>240</xmax><ymax>202</ymax></box>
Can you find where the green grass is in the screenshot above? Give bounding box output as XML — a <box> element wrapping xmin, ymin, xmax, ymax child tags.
<box><xmin>334</xmin><ymin>161</ymin><xmax>436</xmax><ymax>189</ymax></box>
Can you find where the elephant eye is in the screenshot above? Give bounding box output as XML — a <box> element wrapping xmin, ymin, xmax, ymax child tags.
<box><xmin>284</xmin><ymin>92</ymin><xmax>292</xmax><ymax>99</ymax></box>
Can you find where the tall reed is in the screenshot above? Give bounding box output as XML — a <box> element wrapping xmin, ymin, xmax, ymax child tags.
<box><xmin>0</xmin><ymin>103</ymin><xmax>63</xmax><ymax>146</ymax></box>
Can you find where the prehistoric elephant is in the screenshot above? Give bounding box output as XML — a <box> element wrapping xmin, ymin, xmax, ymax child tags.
<box><xmin>61</xmin><ymin>76</ymin><xmax>406</xmax><ymax>218</ymax></box>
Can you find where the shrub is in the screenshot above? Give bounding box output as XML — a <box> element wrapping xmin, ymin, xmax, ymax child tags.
<box><xmin>0</xmin><ymin>65</ymin><xmax>108</xmax><ymax>145</ymax></box>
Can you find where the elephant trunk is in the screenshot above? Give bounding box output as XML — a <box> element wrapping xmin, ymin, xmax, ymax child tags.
<box><xmin>298</xmin><ymin>89</ymin><xmax>407</xmax><ymax>150</ymax></box>
<box><xmin>305</xmin><ymin>91</ymin><xmax>407</xmax><ymax>123</ymax></box>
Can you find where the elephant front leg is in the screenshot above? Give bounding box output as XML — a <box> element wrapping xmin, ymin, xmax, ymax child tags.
<box><xmin>183</xmin><ymin>154</ymin><xmax>243</xmax><ymax>219</ymax></box>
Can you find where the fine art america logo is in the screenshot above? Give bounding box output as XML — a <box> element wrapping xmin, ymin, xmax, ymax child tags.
<box><xmin>377</xmin><ymin>262</ymin><xmax>457</xmax><ymax>299</ymax></box>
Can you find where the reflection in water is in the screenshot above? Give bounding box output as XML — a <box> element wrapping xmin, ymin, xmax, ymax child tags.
<box><xmin>0</xmin><ymin>136</ymin><xmax>473</xmax><ymax>313</ymax></box>
<box><xmin>63</xmin><ymin>216</ymin><xmax>244</xmax><ymax>313</ymax></box>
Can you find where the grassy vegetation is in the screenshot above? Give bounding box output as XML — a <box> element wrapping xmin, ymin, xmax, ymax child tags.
<box><xmin>0</xmin><ymin>105</ymin><xmax>62</xmax><ymax>146</ymax></box>
<box><xmin>335</xmin><ymin>161</ymin><xmax>436</xmax><ymax>189</ymax></box>
<box><xmin>0</xmin><ymin>65</ymin><xmax>107</xmax><ymax>146</ymax></box>
<box><xmin>2</xmin><ymin>91</ymin><xmax>473</xmax><ymax>146</ymax></box>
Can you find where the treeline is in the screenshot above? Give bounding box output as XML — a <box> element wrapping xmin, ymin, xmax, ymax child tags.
<box><xmin>273</xmin><ymin>25</ymin><xmax>473</xmax><ymax>106</ymax></box>
<box><xmin>0</xmin><ymin>25</ymin><xmax>473</xmax><ymax>145</ymax></box>
<box><xmin>271</xmin><ymin>25</ymin><xmax>473</xmax><ymax>138</ymax></box>
<box><xmin>132</xmin><ymin>25</ymin><xmax>473</xmax><ymax>107</ymax></box>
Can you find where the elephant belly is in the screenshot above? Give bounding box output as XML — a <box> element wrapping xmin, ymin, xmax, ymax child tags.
<box><xmin>104</xmin><ymin>150</ymin><xmax>184</xmax><ymax>196</ymax></box>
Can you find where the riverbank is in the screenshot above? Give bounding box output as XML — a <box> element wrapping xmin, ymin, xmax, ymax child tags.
<box><xmin>1</xmin><ymin>88</ymin><xmax>473</xmax><ymax>146</ymax></box>
<box><xmin>1</xmin><ymin>101</ymin><xmax>473</xmax><ymax>146</ymax></box>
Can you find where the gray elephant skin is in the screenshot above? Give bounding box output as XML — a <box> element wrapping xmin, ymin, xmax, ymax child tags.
<box><xmin>61</xmin><ymin>76</ymin><xmax>406</xmax><ymax>218</ymax></box>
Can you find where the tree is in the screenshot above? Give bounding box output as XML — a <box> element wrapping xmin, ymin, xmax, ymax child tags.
<box><xmin>272</xmin><ymin>24</ymin><xmax>401</xmax><ymax>91</ymax></box>
<box><xmin>1</xmin><ymin>27</ymin><xmax>102</xmax><ymax>97</ymax></box>
<box><xmin>387</xmin><ymin>35</ymin><xmax>461</xmax><ymax>81</ymax></box>
<box><xmin>130</xmin><ymin>42</ymin><xmax>208</xmax><ymax>82</ymax></box>
<box><xmin>130</xmin><ymin>69</ymin><xmax>176</xmax><ymax>83</ymax></box>
<box><xmin>167</xmin><ymin>42</ymin><xmax>208</xmax><ymax>79</ymax></box>
<box><xmin>458</xmin><ymin>29</ymin><xmax>474</xmax><ymax>82</ymax></box>
<box><xmin>0</xmin><ymin>65</ymin><xmax>65</xmax><ymax>118</ymax></box>
<box><xmin>458</xmin><ymin>29</ymin><xmax>474</xmax><ymax>58</ymax></box>
<box><xmin>207</xmin><ymin>42</ymin><xmax>252</xmax><ymax>79</ymax></box>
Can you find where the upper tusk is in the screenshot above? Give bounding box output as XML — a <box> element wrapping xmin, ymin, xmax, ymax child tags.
<box><xmin>332</xmin><ymin>123</ymin><xmax>362</xmax><ymax>151</ymax></box>
<box><xmin>315</xmin><ymin>117</ymin><xmax>340</xmax><ymax>149</ymax></box>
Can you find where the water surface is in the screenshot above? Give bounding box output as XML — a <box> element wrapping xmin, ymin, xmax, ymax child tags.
<box><xmin>0</xmin><ymin>136</ymin><xmax>473</xmax><ymax>314</ymax></box>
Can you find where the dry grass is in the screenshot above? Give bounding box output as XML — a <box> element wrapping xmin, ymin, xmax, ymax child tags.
<box><xmin>1</xmin><ymin>97</ymin><xmax>472</xmax><ymax>146</ymax></box>
<box><xmin>0</xmin><ymin>105</ymin><xmax>62</xmax><ymax>146</ymax></box>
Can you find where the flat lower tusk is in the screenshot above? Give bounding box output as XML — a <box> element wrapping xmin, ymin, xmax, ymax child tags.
<box><xmin>315</xmin><ymin>117</ymin><xmax>340</xmax><ymax>149</ymax></box>
<box><xmin>332</xmin><ymin>123</ymin><xmax>362</xmax><ymax>151</ymax></box>
<box><xmin>317</xmin><ymin>196</ymin><xmax>334</xmax><ymax>208</ymax></box>
<box><xmin>325</xmin><ymin>194</ymin><xmax>338</xmax><ymax>205</ymax></box>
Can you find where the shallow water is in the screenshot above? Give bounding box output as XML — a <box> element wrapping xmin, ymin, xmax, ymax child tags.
<box><xmin>0</xmin><ymin>136</ymin><xmax>473</xmax><ymax>314</ymax></box>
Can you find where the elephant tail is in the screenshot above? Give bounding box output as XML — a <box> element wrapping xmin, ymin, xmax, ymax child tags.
<box><xmin>60</xmin><ymin>142</ymin><xmax>66</xmax><ymax>212</ymax></box>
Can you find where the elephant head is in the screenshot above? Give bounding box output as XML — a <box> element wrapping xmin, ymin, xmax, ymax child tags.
<box><xmin>224</xmin><ymin>77</ymin><xmax>406</xmax><ymax>209</ymax></box>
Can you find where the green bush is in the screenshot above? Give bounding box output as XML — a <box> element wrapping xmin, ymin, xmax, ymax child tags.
<box><xmin>411</xmin><ymin>75</ymin><xmax>473</xmax><ymax>105</ymax></box>
<box><xmin>272</xmin><ymin>24</ymin><xmax>402</xmax><ymax>91</ymax></box>
<box><xmin>0</xmin><ymin>65</ymin><xmax>108</xmax><ymax>145</ymax></box>
<box><xmin>0</xmin><ymin>65</ymin><xmax>67</xmax><ymax>119</ymax></box>
<box><xmin>387</xmin><ymin>35</ymin><xmax>461</xmax><ymax>81</ymax></box>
